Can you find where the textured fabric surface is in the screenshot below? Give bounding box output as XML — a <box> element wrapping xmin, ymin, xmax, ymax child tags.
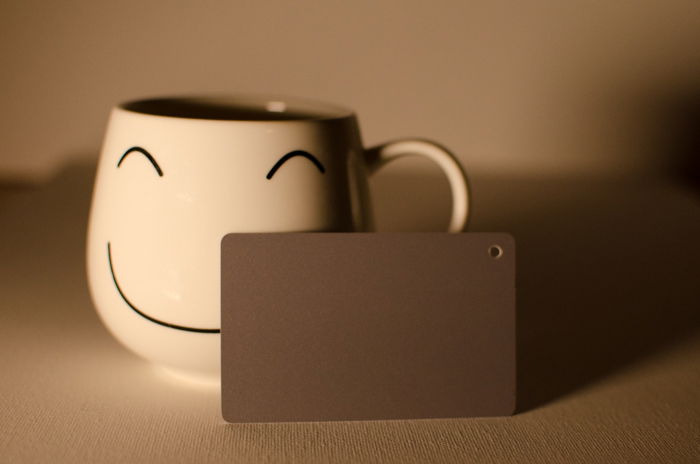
<box><xmin>1</xmin><ymin>165</ymin><xmax>698</xmax><ymax>463</ymax></box>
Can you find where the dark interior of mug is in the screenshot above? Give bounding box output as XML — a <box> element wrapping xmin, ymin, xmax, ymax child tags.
<box><xmin>120</xmin><ymin>96</ymin><xmax>353</xmax><ymax>121</ymax></box>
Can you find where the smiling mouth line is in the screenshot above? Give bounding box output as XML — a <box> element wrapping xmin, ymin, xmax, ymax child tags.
<box><xmin>107</xmin><ymin>242</ymin><xmax>220</xmax><ymax>334</ymax></box>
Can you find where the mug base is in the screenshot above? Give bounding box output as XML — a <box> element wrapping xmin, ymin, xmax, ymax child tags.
<box><xmin>158</xmin><ymin>366</ymin><xmax>220</xmax><ymax>388</ymax></box>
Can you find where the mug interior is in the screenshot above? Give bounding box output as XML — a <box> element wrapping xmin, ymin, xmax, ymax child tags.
<box><xmin>119</xmin><ymin>96</ymin><xmax>354</xmax><ymax>121</ymax></box>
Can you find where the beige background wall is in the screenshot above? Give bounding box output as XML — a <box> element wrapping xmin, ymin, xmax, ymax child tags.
<box><xmin>1</xmin><ymin>0</ymin><xmax>699</xmax><ymax>181</ymax></box>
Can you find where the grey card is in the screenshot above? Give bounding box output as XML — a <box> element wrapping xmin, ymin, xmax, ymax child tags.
<box><xmin>221</xmin><ymin>233</ymin><xmax>515</xmax><ymax>423</ymax></box>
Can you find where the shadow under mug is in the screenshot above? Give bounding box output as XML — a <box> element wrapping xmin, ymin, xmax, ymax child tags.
<box><xmin>86</xmin><ymin>95</ymin><xmax>470</xmax><ymax>383</ymax></box>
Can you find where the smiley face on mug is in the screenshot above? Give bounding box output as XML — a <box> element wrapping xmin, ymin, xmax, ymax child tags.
<box><xmin>106</xmin><ymin>145</ymin><xmax>328</xmax><ymax>334</ymax></box>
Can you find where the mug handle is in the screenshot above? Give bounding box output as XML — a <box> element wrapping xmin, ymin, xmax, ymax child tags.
<box><xmin>364</xmin><ymin>139</ymin><xmax>470</xmax><ymax>232</ymax></box>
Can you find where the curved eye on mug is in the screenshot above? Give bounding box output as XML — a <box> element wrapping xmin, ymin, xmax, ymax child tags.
<box><xmin>117</xmin><ymin>146</ymin><xmax>163</xmax><ymax>177</ymax></box>
<box><xmin>266</xmin><ymin>150</ymin><xmax>325</xmax><ymax>179</ymax></box>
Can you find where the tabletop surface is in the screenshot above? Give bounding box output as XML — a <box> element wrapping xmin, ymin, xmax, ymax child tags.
<box><xmin>1</xmin><ymin>163</ymin><xmax>698</xmax><ymax>463</ymax></box>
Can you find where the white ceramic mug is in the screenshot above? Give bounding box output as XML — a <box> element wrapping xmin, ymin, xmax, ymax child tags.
<box><xmin>86</xmin><ymin>95</ymin><xmax>470</xmax><ymax>383</ymax></box>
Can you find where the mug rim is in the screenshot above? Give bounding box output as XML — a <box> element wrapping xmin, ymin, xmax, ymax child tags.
<box><xmin>117</xmin><ymin>94</ymin><xmax>355</xmax><ymax>122</ymax></box>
